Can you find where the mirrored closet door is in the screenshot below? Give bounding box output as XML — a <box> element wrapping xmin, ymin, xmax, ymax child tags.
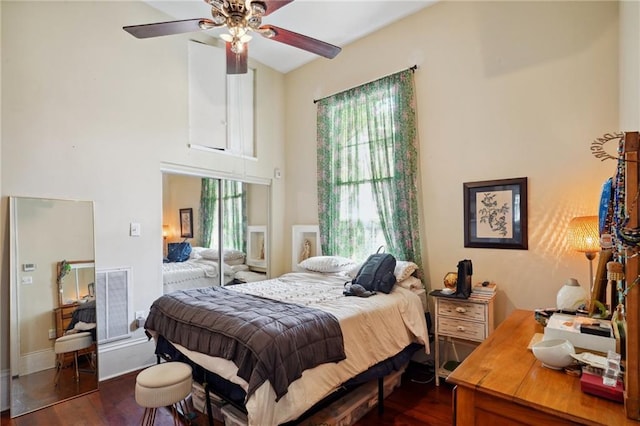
<box><xmin>9</xmin><ymin>197</ymin><xmax>98</xmax><ymax>417</ymax></box>
<box><xmin>162</xmin><ymin>171</ymin><xmax>270</xmax><ymax>294</ymax></box>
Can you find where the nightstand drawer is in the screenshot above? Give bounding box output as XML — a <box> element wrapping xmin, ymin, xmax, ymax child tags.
<box><xmin>438</xmin><ymin>299</ymin><xmax>486</xmax><ymax>322</ymax></box>
<box><xmin>437</xmin><ymin>317</ymin><xmax>485</xmax><ymax>341</ymax></box>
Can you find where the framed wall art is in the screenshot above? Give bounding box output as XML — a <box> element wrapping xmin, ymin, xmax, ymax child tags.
<box><xmin>463</xmin><ymin>177</ymin><xmax>528</xmax><ymax>249</ymax></box>
<box><xmin>179</xmin><ymin>208</ymin><xmax>193</xmax><ymax>238</ymax></box>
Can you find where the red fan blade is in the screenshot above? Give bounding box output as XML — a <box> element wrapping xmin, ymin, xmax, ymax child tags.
<box><xmin>226</xmin><ymin>43</ymin><xmax>248</xmax><ymax>74</ymax></box>
<box><xmin>262</xmin><ymin>0</ymin><xmax>295</xmax><ymax>17</ymax></box>
<box><xmin>259</xmin><ymin>25</ymin><xmax>341</xmax><ymax>59</ymax></box>
<box><xmin>123</xmin><ymin>19</ymin><xmax>213</xmax><ymax>39</ymax></box>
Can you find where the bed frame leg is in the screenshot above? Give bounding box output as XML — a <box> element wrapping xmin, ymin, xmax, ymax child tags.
<box><xmin>204</xmin><ymin>383</ymin><xmax>214</xmax><ymax>426</ymax></box>
<box><xmin>378</xmin><ymin>377</ymin><xmax>384</xmax><ymax>416</ymax></box>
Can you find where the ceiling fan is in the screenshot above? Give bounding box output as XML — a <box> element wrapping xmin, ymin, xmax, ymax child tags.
<box><xmin>123</xmin><ymin>0</ymin><xmax>342</xmax><ymax>74</ymax></box>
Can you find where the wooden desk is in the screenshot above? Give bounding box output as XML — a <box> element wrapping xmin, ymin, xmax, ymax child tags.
<box><xmin>447</xmin><ymin>309</ymin><xmax>637</xmax><ymax>425</ymax></box>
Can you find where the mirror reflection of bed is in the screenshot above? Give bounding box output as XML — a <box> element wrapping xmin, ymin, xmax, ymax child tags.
<box><xmin>161</xmin><ymin>171</ymin><xmax>270</xmax><ymax>293</ymax></box>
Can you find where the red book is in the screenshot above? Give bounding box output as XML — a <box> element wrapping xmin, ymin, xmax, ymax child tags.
<box><xmin>580</xmin><ymin>371</ymin><xmax>624</xmax><ymax>403</ymax></box>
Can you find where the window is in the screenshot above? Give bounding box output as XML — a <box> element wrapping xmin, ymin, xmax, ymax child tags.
<box><xmin>316</xmin><ymin>69</ymin><xmax>423</xmax><ymax>266</ymax></box>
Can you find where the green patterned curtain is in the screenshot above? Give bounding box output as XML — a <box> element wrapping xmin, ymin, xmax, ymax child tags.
<box><xmin>199</xmin><ymin>179</ymin><xmax>247</xmax><ymax>252</ymax></box>
<box><xmin>317</xmin><ymin>69</ymin><xmax>423</xmax><ymax>274</ymax></box>
<box><xmin>199</xmin><ymin>178</ymin><xmax>216</xmax><ymax>248</ymax></box>
<box><xmin>221</xmin><ymin>181</ymin><xmax>247</xmax><ymax>252</ymax></box>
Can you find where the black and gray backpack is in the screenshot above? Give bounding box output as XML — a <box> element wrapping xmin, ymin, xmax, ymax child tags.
<box><xmin>349</xmin><ymin>249</ymin><xmax>397</xmax><ymax>294</ymax></box>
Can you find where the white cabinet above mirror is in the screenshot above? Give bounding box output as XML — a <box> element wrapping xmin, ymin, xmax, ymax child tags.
<box><xmin>188</xmin><ymin>41</ymin><xmax>255</xmax><ymax>157</ymax></box>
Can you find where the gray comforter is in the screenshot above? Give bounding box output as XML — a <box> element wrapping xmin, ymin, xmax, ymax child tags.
<box><xmin>145</xmin><ymin>286</ymin><xmax>346</xmax><ymax>400</ymax></box>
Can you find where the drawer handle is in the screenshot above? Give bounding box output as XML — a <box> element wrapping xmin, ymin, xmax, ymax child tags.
<box><xmin>457</xmin><ymin>326</ymin><xmax>466</xmax><ymax>332</ymax></box>
<box><xmin>455</xmin><ymin>307</ymin><xmax>467</xmax><ymax>313</ymax></box>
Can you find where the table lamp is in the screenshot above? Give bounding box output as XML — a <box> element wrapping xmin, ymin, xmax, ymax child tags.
<box><xmin>162</xmin><ymin>225</ymin><xmax>169</xmax><ymax>257</ymax></box>
<box><xmin>567</xmin><ymin>216</ymin><xmax>600</xmax><ymax>291</ymax></box>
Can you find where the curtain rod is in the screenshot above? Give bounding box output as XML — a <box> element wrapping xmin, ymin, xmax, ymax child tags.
<box><xmin>313</xmin><ymin>65</ymin><xmax>417</xmax><ymax>104</ymax></box>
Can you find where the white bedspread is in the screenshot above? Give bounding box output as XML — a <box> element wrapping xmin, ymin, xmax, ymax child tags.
<box><xmin>168</xmin><ymin>272</ymin><xmax>429</xmax><ymax>425</ymax></box>
<box><xmin>162</xmin><ymin>259</ymin><xmax>234</xmax><ymax>292</ymax></box>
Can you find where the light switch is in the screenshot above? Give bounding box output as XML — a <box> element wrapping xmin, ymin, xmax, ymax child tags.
<box><xmin>21</xmin><ymin>276</ymin><xmax>33</xmax><ymax>285</ymax></box>
<box><xmin>130</xmin><ymin>222</ymin><xmax>141</xmax><ymax>237</ymax></box>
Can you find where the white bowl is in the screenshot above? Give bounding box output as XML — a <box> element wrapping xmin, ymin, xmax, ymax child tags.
<box><xmin>532</xmin><ymin>339</ymin><xmax>575</xmax><ymax>370</ymax></box>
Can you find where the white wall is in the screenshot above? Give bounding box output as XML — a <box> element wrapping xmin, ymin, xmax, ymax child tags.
<box><xmin>621</xmin><ymin>0</ymin><xmax>640</xmax><ymax>130</ymax></box>
<box><xmin>1</xmin><ymin>0</ymin><xmax>286</xmax><ymax>383</ymax></box>
<box><xmin>284</xmin><ymin>1</ymin><xmax>620</xmax><ymax>325</ymax></box>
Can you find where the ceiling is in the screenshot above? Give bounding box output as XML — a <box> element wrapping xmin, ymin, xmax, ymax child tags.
<box><xmin>142</xmin><ymin>0</ymin><xmax>436</xmax><ymax>73</ymax></box>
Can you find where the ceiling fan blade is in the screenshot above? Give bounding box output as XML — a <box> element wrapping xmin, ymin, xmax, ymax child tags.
<box><xmin>262</xmin><ymin>0</ymin><xmax>295</xmax><ymax>17</ymax></box>
<box><xmin>259</xmin><ymin>25</ymin><xmax>341</xmax><ymax>59</ymax></box>
<box><xmin>226</xmin><ymin>43</ymin><xmax>248</xmax><ymax>74</ymax></box>
<box><xmin>123</xmin><ymin>18</ymin><xmax>214</xmax><ymax>39</ymax></box>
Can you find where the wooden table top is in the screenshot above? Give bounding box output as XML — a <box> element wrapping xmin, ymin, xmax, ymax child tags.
<box><xmin>447</xmin><ymin>309</ymin><xmax>637</xmax><ymax>425</ymax></box>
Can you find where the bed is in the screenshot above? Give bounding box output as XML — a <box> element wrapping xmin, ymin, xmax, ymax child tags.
<box><xmin>146</xmin><ymin>266</ymin><xmax>429</xmax><ymax>426</ymax></box>
<box><xmin>162</xmin><ymin>247</ymin><xmax>266</xmax><ymax>293</ymax></box>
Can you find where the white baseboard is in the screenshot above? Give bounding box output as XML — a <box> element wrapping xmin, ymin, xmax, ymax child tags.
<box><xmin>19</xmin><ymin>349</ymin><xmax>55</xmax><ymax>376</ymax></box>
<box><xmin>97</xmin><ymin>336</ymin><xmax>157</xmax><ymax>381</ymax></box>
<box><xmin>1</xmin><ymin>369</ymin><xmax>9</xmax><ymax>412</ymax></box>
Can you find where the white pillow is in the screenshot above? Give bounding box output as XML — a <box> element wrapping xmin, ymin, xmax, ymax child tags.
<box><xmin>298</xmin><ymin>256</ymin><xmax>356</xmax><ymax>273</ymax></box>
<box><xmin>189</xmin><ymin>246</ymin><xmax>206</xmax><ymax>259</ymax></box>
<box><xmin>226</xmin><ymin>256</ymin><xmax>246</xmax><ymax>266</ymax></box>
<box><xmin>200</xmin><ymin>249</ymin><xmax>219</xmax><ymax>260</ymax></box>
<box><xmin>395</xmin><ymin>261</ymin><xmax>418</xmax><ymax>282</ymax></box>
<box><xmin>397</xmin><ymin>276</ymin><xmax>423</xmax><ymax>290</ymax></box>
<box><xmin>346</xmin><ymin>262</ymin><xmax>363</xmax><ymax>279</ymax></box>
<box><xmin>200</xmin><ymin>248</ymin><xmax>246</xmax><ymax>262</ymax></box>
<box><xmin>223</xmin><ymin>249</ymin><xmax>246</xmax><ymax>261</ymax></box>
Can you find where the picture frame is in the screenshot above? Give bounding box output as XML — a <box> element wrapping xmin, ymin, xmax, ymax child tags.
<box><xmin>179</xmin><ymin>208</ymin><xmax>193</xmax><ymax>238</ymax></box>
<box><xmin>463</xmin><ymin>177</ymin><xmax>528</xmax><ymax>249</ymax></box>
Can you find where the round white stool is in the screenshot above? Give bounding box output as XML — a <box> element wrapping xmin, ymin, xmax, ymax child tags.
<box><xmin>135</xmin><ymin>362</ymin><xmax>193</xmax><ymax>426</ymax></box>
<box><xmin>53</xmin><ymin>331</ymin><xmax>93</xmax><ymax>386</ymax></box>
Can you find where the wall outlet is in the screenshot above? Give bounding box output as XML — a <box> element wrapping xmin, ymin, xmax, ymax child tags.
<box><xmin>48</xmin><ymin>329</ymin><xmax>56</xmax><ymax>339</ymax></box>
<box><xmin>135</xmin><ymin>310</ymin><xmax>146</xmax><ymax>319</ymax></box>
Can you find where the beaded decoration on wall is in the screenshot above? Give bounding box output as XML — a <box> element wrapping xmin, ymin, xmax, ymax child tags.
<box><xmin>593</xmin><ymin>131</ymin><xmax>635</xmax><ymax>346</ymax></box>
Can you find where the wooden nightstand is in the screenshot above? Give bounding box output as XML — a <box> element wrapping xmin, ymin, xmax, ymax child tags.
<box><xmin>430</xmin><ymin>292</ymin><xmax>495</xmax><ymax>385</ymax></box>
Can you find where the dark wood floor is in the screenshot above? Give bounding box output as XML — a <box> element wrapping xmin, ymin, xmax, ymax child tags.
<box><xmin>1</xmin><ymin>362</ymin><xmax>453</xmax><ymax>426</ymax></box>
<box><xmin>9</xmin><ymin>355</ymin><xmax>98</xmax><ymax>418</ymax></box>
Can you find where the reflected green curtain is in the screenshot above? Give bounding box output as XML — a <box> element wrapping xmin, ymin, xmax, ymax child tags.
<box><xmin>222</xmin><ymin>181</ymin><xmax>247</xmax><ymax>252</ymax></box>
<box><xmin>317</xmin><ymin>69</ymin><xmax>423</xmax><ymax>275</ymax></box>
<box><xmin>199</xmin><ymin>179</ymin><xmax>247</xmax><ymax>252</ymax></box>
<box><xmin>199</xmin><ymin>178</ymin><xmax>216</xmax><ymax>248</ymax></box>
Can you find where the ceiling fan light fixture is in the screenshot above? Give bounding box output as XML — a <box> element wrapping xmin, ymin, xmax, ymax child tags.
<box><xmin>205</xmin><ymin>0</ymin><xmax>226</xmax><ymax>12</ymax></box>
<box><xmin>231</xmin><ymin>40</ymin><xmax>246</xmax><ymax>54</ymax></box>
<box><xmin>209</xmin><ymin>9</ymin><xmax>227</xmax><ymax>26</ymax></box>
<box><xmin>250</xmin><ymin>1</ymin><xmax>266</xmax><ymax>17</ymax></box>
<box><xmin>260</xmin><ymin>27</ymin><xmax>276</xmax><ymax>38</ymax></box>
<box><xmin>248</xmin><ymin>16</ymin><xmax>262</xmax><ymax>30</ymax></box>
